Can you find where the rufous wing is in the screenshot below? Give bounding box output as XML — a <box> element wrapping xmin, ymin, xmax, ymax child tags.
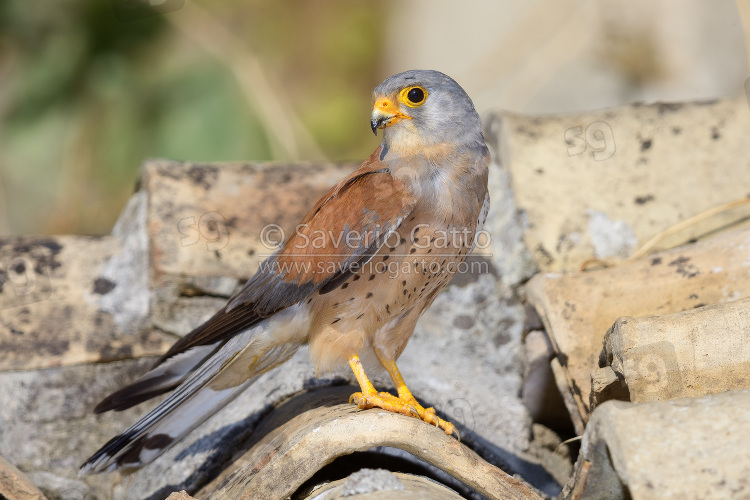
<box><xmin>157</xmin><ymin>147</ymin><xmax>416</xmax><ymax>365</ymax></box>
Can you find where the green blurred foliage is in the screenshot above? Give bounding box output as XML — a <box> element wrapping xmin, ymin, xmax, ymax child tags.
<box><xmin>0</xmin><ymin>0</ymin><xmax>384</xmax><ymax>235</ymax></box>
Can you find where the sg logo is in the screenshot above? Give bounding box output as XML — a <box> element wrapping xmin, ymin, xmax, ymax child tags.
<box><xmin>177</xmin><ymin>212</ymin><xmax>230</xmax><ymax>252</ymax></box>
<box><xmin>0</xmin><ymin>246</ymin><xmax>53</xmax><ymax>311</ymax></box>
<box><xmin>565</xmin><ymin>121</ymin><xmax>616</xmax><ymax>161</ymax></box>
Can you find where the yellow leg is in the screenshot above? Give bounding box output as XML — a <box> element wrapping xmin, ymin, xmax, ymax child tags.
<box><xmin>348</xmin><ymin>354</ymin><xmax>418</xmax><ymax>417</ymax></box>
<box><xmin>348</xmin><ymin>353</ymin><xmax>377</xmax><ymax>395</ymax></box>
<box><xmin>347</xmin><ymin>353</ymin><xmax>459</xmax><ymax>438</ymax></box>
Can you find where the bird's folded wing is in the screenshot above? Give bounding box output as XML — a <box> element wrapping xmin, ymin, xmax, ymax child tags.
<box><xmin>156</xmin><ymin>149</ymin><xmax>416</xmax><ymax>363</ymax></box>
<box><xmin>93</xmin><ymin>341</ymin><xmax>222</xmax><ymax>413</ymax></box>
<box><xmin>94</xmin><ymin>303</ymin><xmax>269</xmax><ymax>413</ymax></box>
<box><xmin>81</xmin><ymin>326</ymin><xmax>301</xmax><ymax>475</ymax></box>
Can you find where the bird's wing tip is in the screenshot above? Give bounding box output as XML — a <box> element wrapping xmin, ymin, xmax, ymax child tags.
<box><xmin>78</xmin><ymin>460</ymin><xmax>105</xmax><ymax>477</ymax></box>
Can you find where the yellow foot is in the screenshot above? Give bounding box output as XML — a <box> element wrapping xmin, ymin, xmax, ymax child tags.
<box><xmin>349</xmin><ymin>391</ymin><xmax>460</xmax><ymax>440</ymax></box>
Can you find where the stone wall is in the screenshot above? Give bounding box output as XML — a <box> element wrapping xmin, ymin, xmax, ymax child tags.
<box><xmin>1</xmin><ymin>96</ymin><xmax>749</xmax><ymax>499</ymax></box>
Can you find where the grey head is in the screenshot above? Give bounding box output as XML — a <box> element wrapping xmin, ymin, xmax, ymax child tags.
<box><xmin>370</xmin><ymin>70</ymin><xmax>484</xmax><ymax>151</ymax></box>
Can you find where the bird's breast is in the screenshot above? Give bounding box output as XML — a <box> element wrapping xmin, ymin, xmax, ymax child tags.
<box><xmin>306</xmin><ymin>146</ymin><xmax>488</xmax><ymax>372</ymax></box>
<box><xmin>306</xmin><ymin>200</ymin><xmax>481</xmax><ymax>370</ymax></box>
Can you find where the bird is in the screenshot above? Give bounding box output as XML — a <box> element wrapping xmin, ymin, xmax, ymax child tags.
<box><xmin>80</xmin><ymin>69</ymin><xmax>490</xmax><ymax>475</ymax></box>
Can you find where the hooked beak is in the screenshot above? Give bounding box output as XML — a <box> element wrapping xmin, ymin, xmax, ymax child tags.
<box><xmin>370</xmin><ymin>97</ymin><xmax>411</xmax><ymax>135</ymax></box>
<box><xmin>370</xmin><ymin>116</ymin><xmax>382</xmax><ymax>135</ymax></box>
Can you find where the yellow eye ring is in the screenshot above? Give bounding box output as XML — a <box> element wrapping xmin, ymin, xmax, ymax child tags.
<box><xmin>398</xmin><ymin>86</ymin><xmax>428</xmax><ymax>107</ymax></box>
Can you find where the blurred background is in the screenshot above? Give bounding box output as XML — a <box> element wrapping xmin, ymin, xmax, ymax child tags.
<box><xmin>0</xmin><ymin>0</ymin><xmax>748</xmax><ymax>236</ymax></box>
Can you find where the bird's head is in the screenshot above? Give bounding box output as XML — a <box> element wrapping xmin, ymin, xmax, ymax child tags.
<box><xmin>370</xmin><ymin>70</ymin><xmax>483</xmax><ymax>154</ymax></box>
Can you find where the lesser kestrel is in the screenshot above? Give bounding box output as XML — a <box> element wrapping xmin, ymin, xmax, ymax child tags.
<box><xmin>81</xmin><ymin>69</ymin><xmax>490</xmax><ymax>475</ymax></box>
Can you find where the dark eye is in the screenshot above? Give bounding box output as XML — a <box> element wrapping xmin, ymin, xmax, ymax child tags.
<box><xmin>407</xmin><ymin>87</ymin><xmax>424</xmax><ymax>104</ymax></box>
<box><xmin>399</xmin><ymin>86</ymin><xmax>428</xmax><ymax>107</ymax></box>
